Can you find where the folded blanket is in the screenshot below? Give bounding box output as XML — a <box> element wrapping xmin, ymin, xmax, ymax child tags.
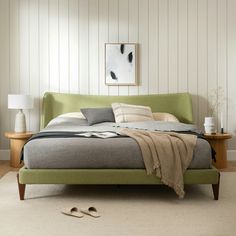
<box><xmin>119</xmin><ymin>129</ymin><xmax>197</xmax><ymax>198</ymax></box>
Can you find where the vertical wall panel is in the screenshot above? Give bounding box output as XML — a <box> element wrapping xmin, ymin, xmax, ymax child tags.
<box><xmin>207</xmin><ymin>0</ymin><xmax>217</xmax><ymax>119</ymax></box>
<box><xmin>39</xmin><ymin>0</ymin><xmax>49</xmax><ymax>98</ymax></box>
<box><xmin>29</xmin><ymin>0</ymin><xmax>39</xmax><ymax>131</ymax></box>
<box><xmin>19</xmin><ymin>0</ymin><xmax>30</xmax><ymax>128</ymax></box>
<box><xmin>187</xmin><ymin>0</ymin><xmax>198</xmax><ymax>125</ymax></box>
<box><xmin>9</xmin><ymin>0</ymin><xmax>20</xmax><ymax>95</ymax></box>
<box><xmin>218</xmin><ymin>0</ymin><xmax>227</xmax><ymax>130</ymax></box>
<box><xmin>168</xmin><ymin>0</ymin><xmax>178</xmax><ymax>93</ymax></box>
<box><xmin>138</xmin><ymin>0</ymin><xmax>149</xmax><ymax>95</ymax></box>
<box><xmin>89</xmin><ymin>0</ymin><xmax>99</xmax><ymax>95</ymax></box>
<box><xmin>49</xmin><ymin>0</ymin><xmax>59</xmax><ymax>92</ymax></box>
<box><xmin>79</xmin><ymin>0</ymin><xmax>89</xmax><ymax>94</ymax></box>
<box><xmin>9</xmin><ymin>0</ymin><xmax>20</xmax><ymax>130</ymax></box>
<box><xmin>69</xmin><ymin>0</ymin><xmax>79</xmax><ymax>94</ymax></box>
<box><xmin>19</xmin><ymin>0</ymin><xmax>29</xmax><ymax>94</ymax></box>
<box><xmin>178</xmin><ymin>0</ymin><xmax>188</xmax><ymax>92</ymax></box>
<box><xmin>227</xmin><ymin>0</ymin><xmax>236</xmax><ymax>148</ymax></box>
<box><xmin>197</xmin><ymin>0</ymin><xmax>208</xmax><ymax>130</ymax></box>
<box><xmin>148</xmin><ymin>0</ymin><xmax>159</xmax><ymax>94</ymax></box>
<box><xmin>59</xmin><ymin>0</ymin><xmax>69</xmax><ymax>93</ymax></box>
<box><xmin>39</xmin><ymin>0</ymin><xmax>49</xmax><ymax>134</ymax></box>
<box><xmin>108</xmin><ymin>0</ymin><xmax>119</xmax><ymax>95</ymax></box>
<box><xmin>0</xmin><ymin>0</ymin><xmax>10</xmax><ymax>148</ymax></box>
<box><xmin>128</xmin><ymin>0</ymin><xmax>139</xmax><ymax>95</ymax></box>
<box><xmin>158</xmin><ymin>0</ymin><xmax>168</xmax><ymax>94</ymax></box>
<box><xmin>99</xmin><ymin>0</ymin><xmax>109</xmax><ymax>95</ymax></box>
<box><xmin>118</xmin><ymin>0</ymin><xmax>129</xmax><ymax>95</ymax></box>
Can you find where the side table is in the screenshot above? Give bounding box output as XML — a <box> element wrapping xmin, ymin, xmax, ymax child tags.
<box><xmin>5</xmin><ymin>132</ymin><xmax>33</xmax><ymax>168</ymax></box>
<box><xmin>204</xmin><ymin>133</ymin><xmax>232</xmax><ymax>169</ymax></box>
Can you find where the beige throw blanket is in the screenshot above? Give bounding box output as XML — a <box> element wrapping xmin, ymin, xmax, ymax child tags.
<box><xmin>119</xmin><ymin>129</ymin><xmax>197</xmax><ymax>198</ymax></box>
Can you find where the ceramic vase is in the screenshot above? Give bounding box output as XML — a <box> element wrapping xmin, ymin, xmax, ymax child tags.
<box><xmin>204</xmin><ymin>117</ymin><xmax>216</xmax><ymax>134</ymax></box>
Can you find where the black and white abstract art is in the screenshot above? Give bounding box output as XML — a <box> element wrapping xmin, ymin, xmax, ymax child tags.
<box><xmin>105</xmin><ymin>43</ymin><xmax>137</xmax><ymax>85</ymax></box>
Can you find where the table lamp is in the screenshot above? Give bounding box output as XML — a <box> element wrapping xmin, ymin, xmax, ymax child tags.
<box><xmin>8</xmin><ymin>94</ymin><xmax>34</xmax><ymax>132</ymax></box>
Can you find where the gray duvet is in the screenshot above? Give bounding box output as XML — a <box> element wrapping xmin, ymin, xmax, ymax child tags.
<box><xmin>24</xmin><ymin>117</ymin><xmax>212</xmax><ymax>169</ymax></box>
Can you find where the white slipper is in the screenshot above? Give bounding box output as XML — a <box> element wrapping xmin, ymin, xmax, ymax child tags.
<box><xmin>61</xmin><ymin>207</ymin><xmax>84</xmax><ymax>218</ymax></box>
<box><xmin>80</xmin><ymin>206</ymin><xmax>100</xmax><ymax>218</ymax></box>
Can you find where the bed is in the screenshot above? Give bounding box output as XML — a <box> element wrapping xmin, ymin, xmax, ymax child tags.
<box><xmin>17</xmin><ymin>92</ymin><xmax>220</xmax><ymax>200</ymax></box>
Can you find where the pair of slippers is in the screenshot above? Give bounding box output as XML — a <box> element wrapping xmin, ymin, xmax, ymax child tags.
<box><xmin>62</xmin><ymin>206</ymin><xmax>100</xmax><ymax>218</ymax></box>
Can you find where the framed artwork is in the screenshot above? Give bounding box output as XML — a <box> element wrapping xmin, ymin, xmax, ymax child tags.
<box><xmin>105</xmin><ymin>43</ymin><xmax>137</xmax><ymax>85</ymax></box>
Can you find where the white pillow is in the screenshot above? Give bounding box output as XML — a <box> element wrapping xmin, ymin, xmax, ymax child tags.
<box><xmin>111</xmin><ymin>103</ymin><xmax>154</xmax><ymax>123</ymax></box>
<box><xmin>58</xmin><ymin>112</ymin><xmax>86</xmax><ymax>119</ymax></box>
<box><xmin>152</xmin><ymin>112</ymin><xmax>179</xmax><ymax>122</ymax></box>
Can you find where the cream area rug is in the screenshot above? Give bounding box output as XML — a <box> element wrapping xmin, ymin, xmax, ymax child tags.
<box><xmin>0</xmin><ymin>172</ymin><xmax>236</xmax><ymax>236</ymax></box>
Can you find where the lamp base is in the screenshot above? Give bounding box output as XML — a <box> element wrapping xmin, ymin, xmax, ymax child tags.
<box><xmin>15</xmin><ymin>109</ymin><xmax>26</xmax><ymax>133</ymax></box>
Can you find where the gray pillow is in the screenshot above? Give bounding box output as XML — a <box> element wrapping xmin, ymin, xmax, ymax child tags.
<box><xmin>80</xmin><ymin>107</ymin><xmax>115</xmax><ymax>125</ymax></box>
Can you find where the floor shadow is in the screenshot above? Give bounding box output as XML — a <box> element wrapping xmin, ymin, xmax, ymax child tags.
<box><xmin>25</xmin><ymin>184</ymin><xmax>214</xmax><ymax>203</ymax></box>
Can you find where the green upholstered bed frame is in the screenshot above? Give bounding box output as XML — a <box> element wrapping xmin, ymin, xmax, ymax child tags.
<box><xmin>17</xmin><ymin>92</ymin><xmax>220</xmax><ymax>200</ymax></box>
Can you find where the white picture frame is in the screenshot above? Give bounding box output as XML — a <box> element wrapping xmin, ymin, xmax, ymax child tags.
<box><xmin>105</xmin><ymin>43</ymin><xmax>137</xmax><ymax>86</ymax></box>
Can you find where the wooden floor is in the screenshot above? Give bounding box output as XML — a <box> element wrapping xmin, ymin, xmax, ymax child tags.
<box><xmin>0</xmin><ymin>161</ymin><xmax>19</xmax><ymax>178</ymax></box>
<box><xmin>0</xmin><ymin>160</ymin><xmax>236</xmax><ymax>179</ymax></box>
<box><xmin>220</xmin><ymin>161</ymin><xmax>236</xmax><ymax>172</ymax></box>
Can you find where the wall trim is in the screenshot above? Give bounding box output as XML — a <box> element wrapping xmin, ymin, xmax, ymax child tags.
<box><xmin>0</xmin><ymin>150</ymin><xmax>10</xmax><ymax>160</ymax></box>
<box><xmin>227</xmin><ymin>150</ymin><xmax>236</xmax><ymax>161</ymax></box>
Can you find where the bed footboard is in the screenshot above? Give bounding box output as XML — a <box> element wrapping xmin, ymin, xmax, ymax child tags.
<box><xmin>17</xmin><ymin>167</ymin><xmax>220</xmax><ymax>200</ymax></box>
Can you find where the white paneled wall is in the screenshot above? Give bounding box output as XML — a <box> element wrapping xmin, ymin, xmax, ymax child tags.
<box><xmin>0</xmin><ymin>0</ymin><xmax>236</xmax><ymax>152</ymax></box>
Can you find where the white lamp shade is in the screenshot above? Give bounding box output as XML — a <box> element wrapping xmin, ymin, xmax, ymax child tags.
<box><xmin>8</xmin><ymin>94</ymin><xmax>34</xmax><ymax>110</ymax></box>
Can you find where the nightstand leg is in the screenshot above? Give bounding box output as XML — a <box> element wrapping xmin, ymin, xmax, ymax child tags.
<box><xmin>212</xmin><ymin>173</ymin><xmax>220</xmax><ymax>200</ymax></box>
<box><xmin>17</xmin><ymin>173</ymin><xmax>25</xmax><ymax>200</ymax></box>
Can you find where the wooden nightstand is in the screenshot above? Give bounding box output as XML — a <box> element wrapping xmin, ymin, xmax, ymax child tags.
<box><xmin>204</xmin><ymin>133</ymin><xmax>232</xmax><ymax>169</ymax></box>
<box><xmin>5</xmin><ymin>132</ymin><xmax>33</xmax><ymax>168</ymax></box>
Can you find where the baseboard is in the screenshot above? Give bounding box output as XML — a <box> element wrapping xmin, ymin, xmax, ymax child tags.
<box><xmin>227</xmin><ymin>150</ymin><xmax>236</xmax><ymax>161</ymax></box>
<box><xmin>0</xmin><ymin>150</ymin><xmax>10</xmax><ymax>160</ymax></box>
<box><xmin>1</xmin><ymin>149</ymin><xmax>236</xmax><ymax>161</ymax></box>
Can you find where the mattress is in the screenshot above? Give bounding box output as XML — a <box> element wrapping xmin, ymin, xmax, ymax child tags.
<box><xmin>24</xmin><ymin>118</ymin><xmax>212</xmax><ymax>169</ymax></box>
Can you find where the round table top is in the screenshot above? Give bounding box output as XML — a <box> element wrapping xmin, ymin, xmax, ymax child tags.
<box><xmin>5</xmin><ymin>131</ymin><xmax>34</xmax><ymax>139</ymax></box>
<box><xmin>204</xmin><ymin>133</ymin><xmax>232</xmax><ymax>140</ymax></box>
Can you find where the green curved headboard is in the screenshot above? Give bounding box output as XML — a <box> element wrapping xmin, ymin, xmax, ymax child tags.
<box><xmin>40</xmin><ymin>92</ymin><xmax>193</xmax><ymax>129</ymax></box>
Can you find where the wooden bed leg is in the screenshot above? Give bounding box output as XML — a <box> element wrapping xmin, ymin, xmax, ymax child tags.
<box><xmin>17</xmin><ymin>173</ymin><xmax>25</xmax><ymax>200</ymax></box>
<box><xmin>212</xmin><ymin>173</ymin><xmax>220</xmax><ymax>200</ymax></box>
